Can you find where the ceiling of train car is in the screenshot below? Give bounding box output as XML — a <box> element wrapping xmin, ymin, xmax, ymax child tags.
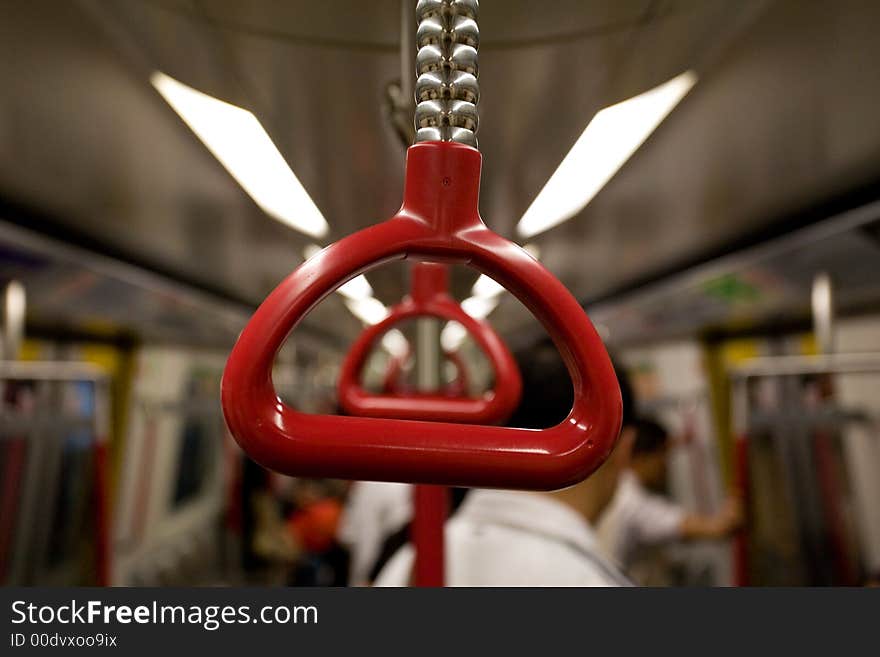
<box><xmin>1</xmin><ymin>1</ymin><xmax>880</xmax><ymax>345</ymax></box>
<box><xmin>588</xmin><ymin>205</ymin><xmax>880</xmax><ymax>346</ymax></box>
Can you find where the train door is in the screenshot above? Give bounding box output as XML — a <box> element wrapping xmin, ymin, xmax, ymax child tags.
<box><xmin>617</xmin><ymin>341</ymin><xmax>730</xmax><ymax>585</ymax></box>
<box><xmin>112</xmin><ymin>346</ymin><xmax>229</xmax><ymax>585</ymax></box>
<box><xmin>725</xmin><ymin>316</ymin><xmax>880</xmax><ymax>585</ymax></box>
<box><xmin>1</xmin><ymin>341</ymin><xmax>112</xmax><ymax>586</ymax></box>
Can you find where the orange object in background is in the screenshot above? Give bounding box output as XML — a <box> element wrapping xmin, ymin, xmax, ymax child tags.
<box><xmin>288</xmin><ymin>499</ymin><xmax>344</xmax><ymax>554</ymax></box>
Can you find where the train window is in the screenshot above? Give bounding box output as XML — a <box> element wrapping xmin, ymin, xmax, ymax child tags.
<box><xmin>172</xmin><ymin>414</ymin><xmax>214</xmax><ymax>507</ymax></box>
<box><xmin>739</xmin><ymin>370</ymin><xmax>880</xmax><ymax>586</ymax></box>
<box><xmin>171</xmin><ymin>375</ymin><xmax>222</xmax><ymax>508</ymax></box>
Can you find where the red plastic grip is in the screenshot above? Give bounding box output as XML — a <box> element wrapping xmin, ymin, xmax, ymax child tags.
<box><xmin>338</xmin><ymin>262</ymin><xmax>520</xmax><ymax>424</ymax></box>
<box><xmin>380</xmin><ymin>266</ymin><xmax>469</xmax><ymax>397</ymax></box>
<box><xmin>222</xmin><ymin>141</ymin><xmax>622</xmax><ymax>490</ymax></box>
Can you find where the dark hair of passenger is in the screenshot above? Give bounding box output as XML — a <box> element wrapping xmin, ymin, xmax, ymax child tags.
<box><xmin>630</xmin><ymin>417</ymin><xmax>670</xmax><ymax>456</ymax></box>
<box><xmin>506</xmin><ymin>337</ymin><xmax>634</xmax><ymax>430</ymax></box>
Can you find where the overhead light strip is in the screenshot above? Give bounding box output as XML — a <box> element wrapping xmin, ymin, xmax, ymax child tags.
<box><xmin>440</xmin><ymin>321</ymin><xmax>467</xmax><ymax>352</ymax></box>
<box><xmin>343</xmin><ymin>296</ymin><xmax>389</xmax><ymax>326</ymax></box>
<box><xmin>517</xmin><ymin>71</ymin><xmax>697</xmax><ymax>239</ymax></box>
<box><xmin>470</xmin><ymin>274</ymin><xmax>505</xmax><ymax>299</ymax></box>
<box><xmin>381</xmin><ymin>329</ymin><xmax>409</xmax><ymax>357</ymax></box>
<box><xmin>461</xmin><ymin>295</ymin><xmax>500</xmax><ymax>320</ymax></box>
<box><xmin>151</xmin><ymin>72</ymin><xmax>329</xmax><ymax>239</ymax></box>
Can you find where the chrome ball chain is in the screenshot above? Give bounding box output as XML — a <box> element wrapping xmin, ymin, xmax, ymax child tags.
<box><xmin>413</xmin><ymin>0</ymin><xmax>480</xmax><ymax>148</ymax></box>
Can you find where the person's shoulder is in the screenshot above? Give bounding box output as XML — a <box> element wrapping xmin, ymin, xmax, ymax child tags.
<box><xmin>372</xmin><ymin>544</ymin><xmax>414</xmax><ymax>587</ymax></box>
<box><xmin>374</xmin><ymin>512</ymin><xmax>627</xmax><ymax>587</ymax></box>
<box><xmin>446</xmin><ymin>519</ymin><xmax>619</xmax><ymax>587</ymax></box>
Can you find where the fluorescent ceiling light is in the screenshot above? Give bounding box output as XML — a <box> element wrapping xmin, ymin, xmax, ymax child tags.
<box><xmin>517</xmin><ymin>71</ymin><xmax>697</xmax><ymax>239</ymax></box>
<box><xmin>471</xmin><ymin>274</ymin><xmax>505</xmax><ymax>298</ymax></box>
<box><xmin>344</xmin><ymin>296</ymin><xmax>389</xmax><ymax>325</ymax></box>
<box><xmin>4</xmin><ymin>280</ymin><xmax>25</xmax><ymax>325</ymax></box>
<box><xmin>381</xmin><ymin>329</ymin><xmax>409</xmax><ymax>357</ymax></box>
<box><xmin>441</xmin><ymin>321</ymin><xmax>467</xmax><ymax>352</ymax></box>
<box><xmin>337</xmin><ymin>276</ymin><xmax>374</xmax><ymax>301</ymax></box>
<box><xmin>461</xmin><ymin>295</ymin><xmax>499</xmax><ymax>320</ymax></box>
<box><xmin>151</xmin><ymin>72</ymin><xmax>329</xmax><ymax>239</ymax></box>
<box><xmin>2</xmin><ymin>281</ymin><xmax>25</xmax><ymax>357</ymax></box>
<box><xmin>302</xmin><ymin>244</ymin><xmax>323</xmax><ymax>261</ymax></box>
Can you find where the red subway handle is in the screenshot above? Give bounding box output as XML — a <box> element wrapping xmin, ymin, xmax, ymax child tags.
<box><xmin>381</xmin><ymin>351</ymin><xmax>407</xmax><ymax>394</ymax></box>
<box><xmin>439</xmin><ymin>350</ymin><xmax>468</xmax><ymax>398</ymax></box>
<box><xmin>222</xmin><ymin>141</ymin><xmax>622</xmax><ymax>490</ymax></box>
<box><xmin>380</xmin><ymin>265</ymin><xmax>469</xmax><ymax>397</ymax></box>
<box><xmin>339</xmin><ymin>263</ymin><xmax>519</xmax><ymax>423</ymax></box>
<box><xmin>382</xmin><ymin>348</ymin><xmax>469</xmax><ymax>397</ymax></box>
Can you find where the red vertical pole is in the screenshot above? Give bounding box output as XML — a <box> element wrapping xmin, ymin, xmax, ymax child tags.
<box><xmin>93</xmin><ymin>381</ymin><xmax>112</xmax><ymax>587</ymax></box>
<box><xmin>412</xmin><ymin>484</ymin><xmax>447</xmax><ymax>586</ymax></box>
<box><xmin>0</xmin><ymin>438</ymin><xmax>26</xmax><ymax>582</ymax></box>
<box><xmin>93</xmin><ymin>441</ymin><xmax>110</xmax><ymax>586</ymax></box>
<box><xmin>411</xmin><ymin>263</ymin><xmax>447</xmax><ymax>586</ymax></box>
<box><xmin>813</xmin><ymin>430</ymin><xmax>856</xmax><ymax>585</ymax></box>
<box><xmin>732</xmin><ymin>434</ymin><xmax>750</xmax><ymax>586</ymax></box>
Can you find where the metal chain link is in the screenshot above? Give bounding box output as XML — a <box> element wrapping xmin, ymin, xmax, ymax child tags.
<box><xmin>413</xmin><ymin>0</ymin><xmax>480</xmax><ymax>148</ymax></box>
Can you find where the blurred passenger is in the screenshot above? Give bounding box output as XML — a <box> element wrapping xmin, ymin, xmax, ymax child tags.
<box><xmin>374</xmin><ymin>339</ymin><xmax>633</xmax><ymax>586</ymax></box>
<box><xmin>240</xmin><ymin>458</ymin><xmax>300</xmax><ymax>585</ymax></box>
<box><xmin>339</xmin><ymin>482</ymin><xmax>471</xmax><ymax>585</ymax></box>
<box><xmin>597</xmin><ymin>417</ymin><xmax>743</xmax><ymax>583</ymax></box>
<box><xmin>338</xmin><ymin>481</ymin><xmax>411</xmax><ymax>586</ymax></box>
<box><xmin>366</xmin><ymin>487</ymin><xmax>470</xmax><ymax>584</ymax></box>
<box><xmin>286</xmin><ymin>480</ymin><xmax>349</xmax><ymax>586</ymax></box>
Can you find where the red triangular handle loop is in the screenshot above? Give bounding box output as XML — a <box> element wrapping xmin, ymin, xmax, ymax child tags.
<box><xmin>381</xmin><ymin>347</ymin><xmax>469</xmax><ymax>398</ymax></box>
<box><xmin>337</xmin><ymin>261</ymin><xmax>521</xmax><ymax>424</ymax></box>
<box><xmin>222</xmin><ymin>142</ymin><xmax>622</xmax><ymax>490</ymax></box>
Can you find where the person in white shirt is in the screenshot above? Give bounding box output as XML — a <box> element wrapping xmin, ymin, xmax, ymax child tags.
<box><xmin>374</xmin><ymin>484</ymin><xmax>632</xmax><ymax>586</ymax></box>
<box><xmin>338</xmin><ymin>481</ymin><xmax>412</xmax><ymax>586</ymax></box>
<box><xmin>374</xmin><ymin>340</ymin><xmax>634</xmax><ymax>587</ymax></box>
<box><xmin>597</xmin><ymin>417</ymin><xmax>743</xmax><ymax>581</ymax></box>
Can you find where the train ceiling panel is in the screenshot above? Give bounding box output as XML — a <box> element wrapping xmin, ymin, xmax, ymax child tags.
<box><xmin>1</xmin><ymin>1</ymin><xmax>879</xmax><ymax>345</ymax></box>
<box><xmin>500</xmin><ymin>0</ymin><xmax>880</xmax><ymax>338</ymax></box>
<box><xmin>0</xmin><ymin>222</ymin><xmax>344</xmax><ymax>350</ymax></box>
<box><xmin>588</xmin><ymin>204</ymin><xmax>880</xmax><ymax>346</ymax></box>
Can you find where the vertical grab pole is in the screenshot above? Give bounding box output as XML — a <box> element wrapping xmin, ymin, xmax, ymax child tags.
<box><xmin>93</xmin><ymin>378</ymin><xmax>111</xmax><ymax>586</ymax></box>
<box><xmin>731</xmin><ymin>377</ymin><xmax>750</xmax><ymax>586</ymax></box>
<box><xmin>412</xmin><ymin>277</ymin><xmax>447</xmax><ymax>586</ymax></box>
<box><xmin>412</xmin><ymin>483</ymin><xmax>447</xmax><ymax>586</ymax></box>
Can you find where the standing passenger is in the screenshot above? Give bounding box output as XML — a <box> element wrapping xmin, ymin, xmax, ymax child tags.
<box><xmin>338</xmin><ymin>481</ymin><xmax>412</xmax><ymax>586</ymax></box>
<box><xmin>375</xmin><ymin>340</ymin><xmax>633</xmax><ymax>586</ymax></box>
<box><xmin>597</xmin><ymin>417</ymin><xmax>743</xmax><ymax>583</ymax></box>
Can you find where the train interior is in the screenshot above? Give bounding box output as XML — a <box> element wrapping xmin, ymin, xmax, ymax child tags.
<box><xmin>1</xmin><ymin>0</ymin><xmax>879</xmax><ymax>587</ymax></box>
